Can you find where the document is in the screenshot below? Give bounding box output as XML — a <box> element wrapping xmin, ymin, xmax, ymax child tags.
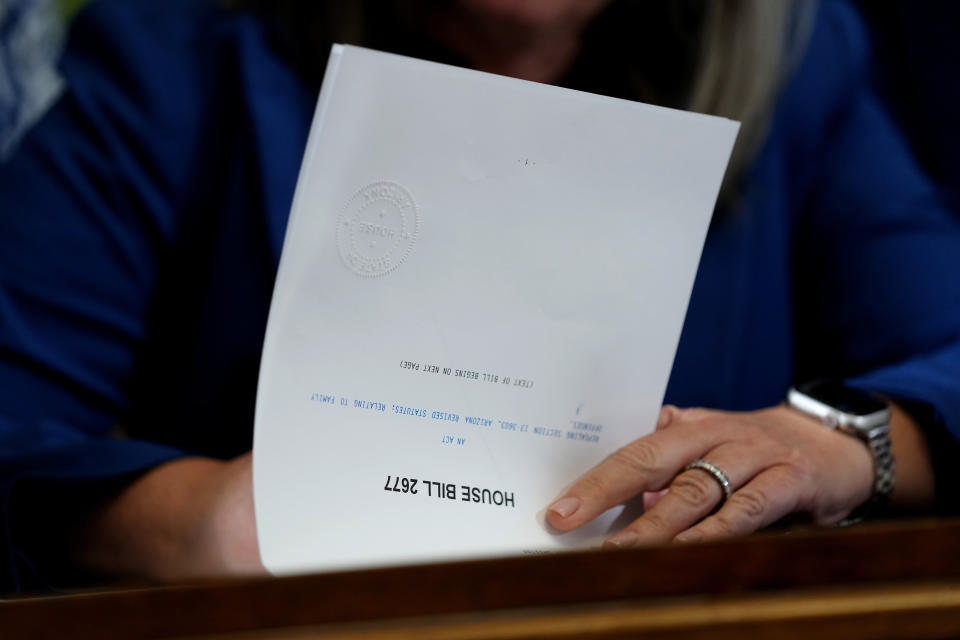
<box><xmin>253</xmin><ymin>45</ymin><xmax>739</xmax><ymax>575</ymax></box>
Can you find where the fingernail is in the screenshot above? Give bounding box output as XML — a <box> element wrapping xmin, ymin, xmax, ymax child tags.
<box><xmin>548</xmin><ymin>497</ymin><xmax>581</xmax><ymax>518</ymax></box>
<box><xmin>603</xmin><ymin>532</ymin><xmax>639</xmax><ymax>549</ymax></box>
<box><xmin>674</xmin><ymin>531</ymin><xmax>703</xmax><ymax>544</ymax></box>
<box><xmin>643</xmin><ymin>489</ymin><xmax>669</xmax><ymax>511</ymax></box>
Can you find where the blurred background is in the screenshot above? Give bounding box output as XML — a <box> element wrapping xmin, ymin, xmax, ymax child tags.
<box><xmin>0</xmin><ymin>0</ymin><xmax>81</xmax><ymax>159</ymax></box>
<box><xmin>1</xmin><ymin>0</ymin><xmax>956</xmax><ymax>202</ymax></box>
<box><xmin>856</xmin><ymin>1</ymin><xmax>959</xmax><ymax>207</ymax></box>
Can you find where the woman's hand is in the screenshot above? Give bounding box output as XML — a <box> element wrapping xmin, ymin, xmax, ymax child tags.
<box><xmin>76</xmin><ymin>453</ymin><xmax>266</xmax><ymax>581</ymax></box>
<box><xmin>546</xmin><ymin>403</ymin><xmax>933</xmax><ymax>547</ymax></box>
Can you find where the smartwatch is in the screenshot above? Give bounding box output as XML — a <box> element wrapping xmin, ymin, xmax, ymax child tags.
<box><xmin>787</xmin><ymin>380</ymin><xmax>894</xmax><ymax>523</ymax></box>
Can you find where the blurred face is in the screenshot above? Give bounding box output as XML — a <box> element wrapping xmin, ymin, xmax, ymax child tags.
<box><xmin>426</xmin><ymin>0</ymin><xmax>613</xmax><ymax>82</ymax></box>
<box><xmin>454</xmin><ymin>0</ymin><xmax>612</xmax><ymax>36</ymax></box>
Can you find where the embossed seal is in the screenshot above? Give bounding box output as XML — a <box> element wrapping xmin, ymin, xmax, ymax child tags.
<box><xmin>336</xmin><ymin>182</ymin><xmax>419</xmax><ymax>277</ymax></box>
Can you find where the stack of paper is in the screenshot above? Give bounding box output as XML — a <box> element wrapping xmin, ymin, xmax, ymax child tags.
<box><xmin>254</xmin><ymin>45</ymin><xmax>738</xmax><ymax>575</ymax></box>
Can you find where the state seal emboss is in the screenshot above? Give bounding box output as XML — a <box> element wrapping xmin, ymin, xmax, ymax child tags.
<box><xmin>336</xmin><ymin>182</ymin><xmax>419</xmax><ymax>277</ymax></box>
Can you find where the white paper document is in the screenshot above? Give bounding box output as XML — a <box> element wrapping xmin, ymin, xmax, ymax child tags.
<box><xmin>253</xmin><ymin>45</ymin><xmax>739</xmax><ymax>575</ymax></box>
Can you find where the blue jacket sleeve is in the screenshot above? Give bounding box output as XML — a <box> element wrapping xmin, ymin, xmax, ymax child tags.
<box><xmin>793</xmin><ymin>29</ymin><xmax>960</xmax><ymax>507</ymax></box>
<box><xmin>0</xmin><ymin>1</ymin><xmax>213</xmax><ymax>591</ymax></box>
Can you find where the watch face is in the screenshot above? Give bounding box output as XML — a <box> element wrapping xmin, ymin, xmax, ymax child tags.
<box><xmin>795</xmin><ymin>380</ymin><xmax>888</xmax><ymax>416</ymax></box>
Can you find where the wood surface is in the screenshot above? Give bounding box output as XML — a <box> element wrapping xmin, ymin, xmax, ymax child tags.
<box><xmin>2</xmin><ymin>517</ymin><xmax>959</xmax><ymax>639</ymax></box>
<box><xmin>194</xmin><ymin>582</ymin><xmax>960</xmax><ymax>640</ymax></box>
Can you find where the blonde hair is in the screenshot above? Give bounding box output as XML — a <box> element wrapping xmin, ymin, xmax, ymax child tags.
<box><xmin>687</xmin><ymin>0</ymin><xmax>817</xmax><ymax>202</ymax></box>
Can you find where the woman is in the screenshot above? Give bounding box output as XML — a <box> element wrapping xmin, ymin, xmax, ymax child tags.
<box><xmin>1</xmin><ymin>0</ymin><xmax>957</xmax><ymax>591</ymax></box>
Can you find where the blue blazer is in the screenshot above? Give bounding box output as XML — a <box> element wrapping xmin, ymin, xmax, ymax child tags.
<box><xmin>1</xmin><ymin>0</ymin><xmax>959</xmax><ymax>591</ymax></box>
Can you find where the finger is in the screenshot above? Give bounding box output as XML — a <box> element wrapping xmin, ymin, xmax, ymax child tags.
<box><xmin>672</xmin><ymin>465</ymin><xmax>804</xmax><ymax>543</ymax></box>
<box><xmin>642</xmin><ymin>489</ymin><xmax>669</xmax><ymax>510</ymax></box>
<box><xmin>603</xmin><ymin>446</ymin><xmax>772</xmax><ymax>547</ymax></box>
<box><xmin>547</xmin><ymin>416</ymin><xmax>728</xmax><ymax>531</ymax></box>
<box><xmin>655</xmin><ymin>405</ymin><xmax>681</xmax><ymax>431</ymax></box>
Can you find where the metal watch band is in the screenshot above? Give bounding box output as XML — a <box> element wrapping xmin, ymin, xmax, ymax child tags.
<box><xmin>837</xmin><ymin>425</ymin><xmax>895</xmax><ymax>526</ymax></box>
<box><xmin>866</xmin><ymin>426</ymin><xmax>895</xmax><ymax>502</ymax></box>
<box><xmin>786</xmin><ymin>383</ymin><xmax>895</xmax><ymax>526</ymax></box>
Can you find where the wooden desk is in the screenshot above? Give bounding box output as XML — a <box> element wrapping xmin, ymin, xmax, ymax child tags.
<box><xmin>3</xmin><ymin>518</ymin><xmax>960</xmax><ymax>639</ymax></box>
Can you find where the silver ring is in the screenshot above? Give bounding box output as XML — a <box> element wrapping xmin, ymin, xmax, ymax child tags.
<box><xmin>683</xmin><ymin>459</ymin><xmax>733</xmax><ymax>502</ymax></box>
